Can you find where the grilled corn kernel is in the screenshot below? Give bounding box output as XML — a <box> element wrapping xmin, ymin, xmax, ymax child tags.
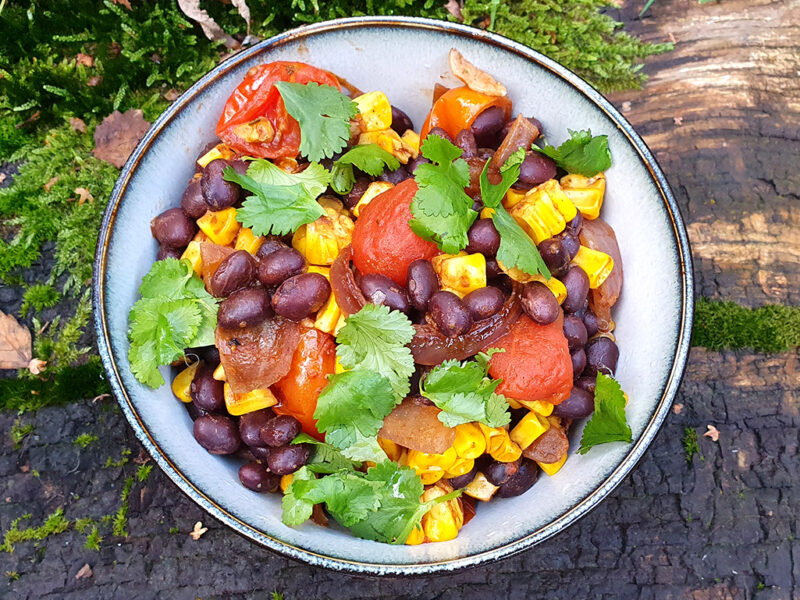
<box><xmin>421</xmin><ymin>481</ymin><xmax>463</xmax><ymax>542</ymax></box>
<box><xmin>452</xmin><ymin>423</ymin><xmax>486</xmax><ymax>459</ymax></box>
<box><xmin>181</xmin><ymin>240</ymin><xmax>203</xmax><ymax>275</ymax></box>
<box><xmin>572</xmin><ymin>245</ymin><xmax>614</xmax><ymax>289</ymax></box>
<box><xmin>478</xmin><ymin>423</ymin><xmax>509</xmax><ymax>455</ymax></box>
<box><xmin>224</xmin><ymin>385</ymin><xmax>278</xmax><ymax>416</ymax></box>
<box><xmin>495</xmin><ymin>261</ymin><xmax>567</xmax><ymax>304</ymax></box>
<box><xmin>280</xmin><ymin>474</ymin><xmax>294</xmax><ymax>492</ymax></box>
<box><xmin>352</xmin><ymin>181</ymin><xmax>394</xmax><ymax>218</ymax></box>
<box><xmin>401</xmin><ymin>130</ymin><xmax>420</xmax><ymax>156</ymax></box>
<box><xmin>463</xmin><ymin>471</ymin><xmax>498</xmax><ymax>502</ymax></box>
<box><xmin>196</xmin><ymin>143</ymin><xmax>235</xmax><ymax>168</ymax></box>
<box><xmin>358</xmin><ymin>129</ymin><xmax>416</xmax><ymax>164</ymax></box>
<box><xmin>537</xmin><ymin>453</ymin><xmax>568</xmax><ymax>476</ymax></box>
<box><xmin>431</xmin><ymin>252</ymin><xmax>486</xmax><ymax>297</ymax></box>
<box><xmin>509</xmin><ymin>180</ymin><xmax>577</xmax><ymax>244</ymax></box>
<box><xmin>503</xmin><ymin>187</ymin><xmax>527</xmax><ymax>209</ymax></box>
<box><xmin>171</xmin><ymin>362</ymin><xmax>199</xmax><ymax>403</ymax></box>
<box><xmin>377</xmin><ymin>437</ymin><xmax>404</xmax><ymax>463</ymax></box>
<box><xmin>305</xmin><ymin>266</ymin><xmax>343</xmax><ymax>334</ymax></box>
<box><xmin>419</xmin><ymin>470</ymin><xmax>445</xmax><ymax>485</ymax></box>
<box><xmin>234</xmin><ymin>227</ymin><xmax>265</xmax><ymax>255</ymax></box>
<box><xmin>407</xmin><ymin>447</ymin><xmax>457</xmax><ymax>485</ymax></box>
<box><xmin>480</xmin><ymin>207</ymin><xmax>495</xmax><ymax>219</ymax></box>
<box><xmin>334</xmin><ymin>355</ymin><xmax>348</xmax><ymax>374</ymax></box>
<box><xmin>293</xmin><ymin>200</ymin><xmax>354</xmax><ymax>265</ymax></box>
<box><xmin>491</xmin><ymin>437</ymin><xmax>522</xmax><ymax>462</ymax></box>
<box><xmin>405</xmin><ymin>525</ymin><xmax>425</xmax><ymax>545</ymax></box>
<box><xmin>192</xmin><ymin>230</ymin><xmax>208</xmax><ymax>243</ymax></box>
<box><xmin>197</xmin><ymin>207</ymin><xmax>240</xmax><ymax>246</ymax></box>
<box><xmin>560</xmin><ymin>172</ymin><xmax>605</xmax><ymax>220</ymax></box>
<box><xmin>509</xmin><ymin>411</ymin><xmax>551</xmax><ymax>450</ymax></box>
<box><xmin>506</xmin><ymin>397</ymin><xmax>522</xmax><ymax>409</ymax></box>
<box><xmin>445</xmin><ymin>457</ymin><xmax>475</xmax><ymax>478</ymax></box>
<box><xmin>232</xmin><ymin>117</ymin><xmax>275</xmax><ymax>144</ymax></box>
<box><xmin>523</xmin><ymin>400</ymin><xmax>554</xmax><ymax>417</ymax></box>
<box><xmin>213</xmin><ymin>363</ymin><xmax>226</xmax><ymax>381</ymax></box>
<box><xmin>354</xmin><ymin>91</ymin><xmax>393</xmax><ymax>132</ymax></box>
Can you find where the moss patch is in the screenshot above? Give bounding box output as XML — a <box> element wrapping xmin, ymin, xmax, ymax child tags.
<box><xmin>682</xmin><ymin>427</ymin><xmax>704</xmax><ymax>464</ymax></box>
<box><xmin>0</xmin><ymin>509</ymin><xmax>71</xmax><ymax>553</ymax></box>
<box><xmin>693</xmin><ymin>298</ymin><xmax>800</xmax><ymax>353</ymax></box>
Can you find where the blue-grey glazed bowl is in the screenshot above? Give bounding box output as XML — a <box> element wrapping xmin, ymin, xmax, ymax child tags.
<box><xmin>93</xmin><ymin>16</ymin><xmax>693</xmax><ymax>575</ymax></box>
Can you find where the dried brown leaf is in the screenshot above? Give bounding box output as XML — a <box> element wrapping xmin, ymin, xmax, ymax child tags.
<box><xmin>87</xmin><ymin>76</ymin><xmax>103</xmax><ymax>88</ymax></box>
<box><xmin>177</xmin><ymin>0</ymin><xmax>240</xmax><ymax>49</ymax></box>
<box><xmin>448</xmin><ymin>48</ymin><xmax>507</xmax><ymax>97</ymax></box>
<box><xmin>231</xmin><ymin>0</ymin><xmax>251</xmax><ymax>34</ymax></box>
<box><xmin>703</xmin><ymin>424</ymin><xmax>720</xmax><ymax>442</ymax></box>
<box><xmin>163</xmin><ymin>88</ymin><xmax>180</xmax><ymax>102</ymax></box>
<box><xmin>75</xmin><ymin>564</ymin><xmax>93</xmax><ymax>580</ymax></box>
<box><xmin>92</xmin><ymin>109</ymin><xmax>150</xmax><ymax>168</ymax></box>
<box><xmin>0</xmin><ymin>311</ymin><xmax>32</xmax><ymax>369</ymax></box>
<box><xmin>112</xmin><ymin>0</ymin><xmax>132</xmax><ymax>9</ymax></box>
<box><xmin>76</xmin><ymin>53</ymin><xmax>94</xmax><ymax>67</ymax></box>
<box><xmin>27</xmin><ymin>359</ymin><xmax>47</xmax><ymax>375</ymax></box>
<box><xmin>189</xmin><ymin>521</ymin><xmax>208</xmax><ymax>540</ymax></box>
<box><xmin>74</xmin><ymin>187</ymin><xmax>94</xmax><ymax>205</ymax></box>
<box><xmin>444</xmin><ymin>0</ymin><xmax>464</xmax><ymax>21</ymax></box>
<box><xmin>43</xmin><ymin>176</ymin><xmax>59</xmax><ymax>192</ymax></box>
<box><xmin>672</xmin><ymin>403</ymin><xmax>683</xmax><ymax>414</ymax></box>
<box><xmin>69</xmin><ymin>117</ymin><xmax>87</xmax><ymax>133</ymax></box>
<box><xmin>15</xmin><ymin>110</ymin><xmax>41</xmax><ymax>129</ymax></box>
<box><xmin>0</xmin><ymin>173</ymin><xmax>6</xmax><ymax>184</ymax></box>
<box><xmin>133</xmin><ymin>448</ymin><xmax>151</xmax><ymax>465</ymax></box>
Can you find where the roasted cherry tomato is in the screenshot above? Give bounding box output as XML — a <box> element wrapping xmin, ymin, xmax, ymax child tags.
<box><xmin>486</xmin><ymin>312</ymin><xmax>572</xmax><ymax>405</ymax></box>
<box><xmin>420</xmin><ymin>86</ymin><xmax>511</xmax><ymax>141</ymax></box>
<box><xmin>351</xmin><ymin>179</ymin><xmax>439</xmax><ymax>286</ymax></box>
<box><xmin>272</xmin><ymin>328</ymin><xmax>336</xmax><ymax>440</ymax></box>
<box><xmin>215</xmin><ymin>61</ymin><xmax>341</xmax><ymax>159</ymax></box>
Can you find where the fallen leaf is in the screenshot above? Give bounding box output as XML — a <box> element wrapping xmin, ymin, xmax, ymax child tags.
<box><xmin>27</xmin><ymin>359</ymin><xmax>47</xmax><ymax>375</ymax></box>
<box><xmin>133</xmin><ymin>448</ymin><xmax>151</xmax><ymax>465</ymax></box>
<box><xmin>43</xmin><ymin>176</ymin><xmax>59</xmax><ymax>192</ymax></box>
<box><xmin>69</xmin><ymin>117</ymin><xmax>87</xmax><ymax>133</ymax></box>
<box><xmin>189</xmin><ymin>521</ymin><xmax>208</xmax><ymax>540</ymax></box>
<box><xmin>177</xmin><ymin>0</ymin><xmax>240</xmax><ymax>49</ymax></box>
<box><xmin>703</xmin><ymin>424</ymin><xmax>720</xmax><ymax>442</ymax></box>
<box><xmin>621</xmin><ymin>101</ymin><xmax>632</xmax><ymax>113</ymax></box>
<box><xmin>672</xmin><ymin>403</ymin><xmax>683</xmax><ymax>414</ymax></box>
<box><xmin>150</xmin><ymin>53</ymin><xmax>161</xmax><ymax>64</ymax></box>
<box><xmin>668</xmin><ymin>31</ymin><xmax>677</xmax><ymax>44</ymax></box>
<box><xmin>76</xmin><ymin>53</ymin><xmax>94</xmax><ymax>67</ymax></box>
<box><xmin>87</xmin><ymin>76</ymin><xmax>103</xmax><ymax>87</ymax></box>
<box><xmin>75</xmin><ymin>564</ymin><xmax>93</xmax><ymax>580</ymax></box>
<box><xmin>74</xmin><ymin>187</ymin><xmax>94</xmax><ymax>205</ymax></box>
<box><xmin>231</xmin><ymin>0</ymin><xmax>251</xmax><ymax>34</ymax></box>
<box><xmin>19</xmin><ymin>464</ymin><xmax>30</xmax><ymax>473</ymax></box>
<box><xmin>444</xmin><ymin>0</ymin><xmax>464</xmax><ymax>21</ymax></box>
<box><xmin>108</xmin><ymin>42</ymin><xmax>121</xmax><ymax>58</ymax></box>
<box><xmin>92</xmin><ymin>109</ymin><xmax>150</xmax><ymax>168</ymax></box>
<box><xmin>15</xmin><ymin>110</ymin><xmax>41</xmax><ymax>129</ymax></box>
<box><xmin>0</xmin><ymin>173</ymin><xmax>6</xmax><ymax>184</ymax></box>
<box><xmin>0</xmin><ymin>311</ymin><xmax>32</xmax><ymax>369</ymax></box>
<box><xmin>112</xmin><ymin>0</ymin><xmax>132</xmax><ymax>9</ymax></box>
<box><xmin>448</xmin><ymin>48</ymin><xmax>506</xmax><ymax>97</ymax></box>
<box><xmin>163</xmin><ymin>88</ymin><xmax>180</xmax><ymax>102</ymax></box>
<box><xmin>673</xmin><ymin>116</ymin><xmax>683</xmax><ymax>126</ymax></box>
<box><xmin>92</xmin><ymin>393</ymin><xmax>111</xmax><ymax>403</ymax></box>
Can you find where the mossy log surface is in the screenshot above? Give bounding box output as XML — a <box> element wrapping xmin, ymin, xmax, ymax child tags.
<box><xmin>2</xmin><ymin>0</ymin><xmax>800</xmax><ymax>598</ymax></box>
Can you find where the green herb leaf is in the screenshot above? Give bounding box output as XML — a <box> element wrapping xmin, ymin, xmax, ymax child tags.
<box><xmin>244</xmin><ymin>159</ymin><xmax>331</xmax><ymax>198</ymax></box>
<box><xmin>274</xmin><ymin>81</ymin><xmax>358</xmax><ymax>162</ymax></box>
<box><xmin>335</xmin><ymin>304</ymin><xmax>416</xmax><ymax>399</ymax></box>
<box><xmin>420</xmin><ymin>349</ymin><xmax>511</xmax><ymax>428</ymax></box>
<box><xmin>330</xmin><ymin>144</ymin><xmax>400</xmax><ymax>195</ymax></box>
<box><xmin>578</xmin><ymin>373</ymin><xmax>633</xmax><ymax>454</ymax></box>
<box><xmin>291</xmin><ymin>433</ymin><xmax>362</xmax><ymax>474</ymax></box>
<box><xmin>479</xmin><ymin>147</ymin><xmax>525</xmax><ymax>209</ymax></box>
<box><xmin>409</xmin><ymin>134</ymin><xmax>477</xmax><ymax>254</ymax></box>
<box><xmin>533</xmin><ymin>129</ymin><xmax>612</xmax><ymax>177</ymax></box>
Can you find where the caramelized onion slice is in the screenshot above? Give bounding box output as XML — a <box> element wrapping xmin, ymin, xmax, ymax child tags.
<box><xmin>379</xmin><ymin>397</ymin><xmax>455</xmax><ymax>455</ymax></box>
<box><xmin>330</xmin><ymin>245</ymin><xmax>366</xmax><ymax>316</ymax></box>
<box><xmin>491</xmin><ymin>115</ymin><xmax>539</xmax><ymax>177</ymax></box>
<box><xmin>200</xmin><ymin>242</ymin><xmax>235</xmax><ymax>284</ymax></box>
<box><xmin>579</xmin><ymin>218</ymin><xmax>623</xmax><ymax>330</ymax></box>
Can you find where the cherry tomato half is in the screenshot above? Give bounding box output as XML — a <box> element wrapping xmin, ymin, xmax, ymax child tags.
<box><xmin>420</xmin><ymin>86</ymin><xmax>511</xmax><ymax>141</ymax></box>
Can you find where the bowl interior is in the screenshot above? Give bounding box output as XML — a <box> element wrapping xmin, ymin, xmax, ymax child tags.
<box><xmin>96</xmin><ymin>19</ymin><xmax>690</xmax><ymax>574</ymax></box>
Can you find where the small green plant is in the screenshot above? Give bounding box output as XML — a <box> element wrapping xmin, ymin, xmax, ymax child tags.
<box><xmin>271</xmin><ymin>592</ymin><xmax>286</xmax><ymax>600</ymax></box>
<box><xmin>0</xmin><ymin>509</ymin><xmax>70</xmax><ymax>553</ymax></box>
<box><xmin>693</xmin><ymin>298</ymin><xmax>800</xmax><ymax>353</ymax></box>
<box><xmin>112</xmin><ymin>476</ymin><xmax>134</xmax><ymax>537</ymax></box>
<box><xmin>6</xmin><ymin>571</ymin><xmax>20</xmax><ymax>581</ymax></box>
<box><xmin>20</xmin><ymin>284</ymin><xmax>60</xmax><ymax>317</ymax></box>
<box><xmin>682</xmin><ymin>427</ymin><xmax>704</xmax><ymax>464</ymax></box>
<box><xmin>74</xmin><ymin>433</ymin><xmax>98</xmax><ymax>448</ymax></box>
<box><xmin>74</xmin><ymin>517</ymin><xmax>93</xmax><ymax>533</ymax></box>
<box><xmin>10</xmin><ymin>421</ymin><xmax>34</xmax><ymax>449</ymax></box>
<box><xmin>169</xmin><ymin>526</ymin><xmax>179</xmax><ymax>534</ymax></box>
<box><xmin>104</xmin><ymin>448</ymin><xmax>132</xmax><ymax>469</ymax></box>
<box><xmin>84</xmin><ymin>526</ymin><xmax>102</xmax><ymax>551</ymax></box>
<box><xmin>136</xmin><ymin>464</ymin><xmax>153</xmax><ymax>482</ymax></box>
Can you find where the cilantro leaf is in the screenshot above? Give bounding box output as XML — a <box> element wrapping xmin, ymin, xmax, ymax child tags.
<box><xmin>533</xmin><ymin>129</ymin><xmax>612</xmax><ymax>177</ymax></box>
<box><xmin>479</xmin><ymin>147</ymin><xmax>525</xmax><ymax>209</ymax></box>
<box><xmin>578</xmin><ymin>373</ymin><xmax>633</xmax><ymax>454</ymax></box>
<box><xmin>409</xmin><ymin>134</ymin><xmax>477</xmax><ymax>254</ymax></box>
<box><xmin>280</xmin><ymin>467</ymin><xmax>318</xmax><ymax>526</ymax></box>
<box><xmin>420</xmin><ymin>350</ymin><xmax>511</xmax><ymax>428</ymax></box>
<box><xmin>335</xmin><ymin>304</ymin><xmax>415</xmax><ymax>399</ymax></box>
<box><xmin>330</xmin><ymin>144</ymin><xmax>400</xmax><ymax>195</ymax></box>
<box><xmin>244</xmin><ymin>159</ymin><xmax>331</xmax><ymax>198</ymax></box>
<box><xmin>274</xmin><ymin>81</ymin><xmax>358</xmax><ymax>162</ymax></box>
<box><xmin>291</xmin><ymin>434</ymin><xmax>361</xmax><ymax>474</ymax></box>
<box><xmin>313</xmin><ymin>370</ymin><xmax>397</xmax><ymax>463</ymax></box>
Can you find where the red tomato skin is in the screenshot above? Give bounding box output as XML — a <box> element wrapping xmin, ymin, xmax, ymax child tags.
<box><xmin>272</xmin><ymin>328</ymin><xmax>336</xmax><ymax>440</ymax></box>
<box><xmin>351</xmin><ymin>179</ymin><xmax>439</xmax><ymax>286</ymax></box>
<box><xmin>487</xmin><ymin>313</ymin><xmax>572</xmax><ymax>405</ymax></box>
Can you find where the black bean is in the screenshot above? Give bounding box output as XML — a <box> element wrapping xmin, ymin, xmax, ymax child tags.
<box><xmin>238</xmin><ymin>462</ymin><xmax>280</xmax><ymax>493</ymax></box>
<box><xmin>157</xmin><ymin>245</ymin><xmax>183</xmax><ymax>260</ymax></box>
<box><xmin>495</xmin><ymin>459</ymin><xmax>539</xmax><ymax>498</ymax></box>
<box><xmin>427</xmin><ymin>126</ymin><xmax>454</xmax><ymax>145</ymax></box>
<box><xmin>463</xmin><ymin>286</ymin><xmax>505</xmax><ymax>321</ymax></box>
<box><xmin>515</xmin><ymin>152</ymin><xmax>556</xmax><ymax>188</ymax></box>
<box><xmin>485</xmin><ymin>258</ymin><xmax>503</xmax><ymax>280</ymax></box>
<box><xmin>575</xmin><ymin>375</ymin><xmax>597</xmax><ymax>394</ymax></box>
<box><xmin>563</xmin><ymin>315</ymin><xmax>588</xmax><ymax>351</ymax></box>
<box><xmin>208</xmin><ymin>250</ymin><xmax>258</xmax><ymax>298</ymax></box>
<box><xmin>190</xmin><ymin>362</ymin><xmax>225</xmax><ymax>413</ymax></box>
<box><xmin>188</xmin><ymin>345</ymin><xmax>220</xmax><ymax>367</ymax></box>
<box><xmin>186</xmin><ymin>401</ymin><xmax>210</xmax><ymax>421</ymax></box>
<box><xmin>536</xmin><ymin>238</ymin><xmax>569</xmax><ymax>278</ymax></box>
<box><xmin>454</xmin><ymin>129</ymin><xmax>478</xmax><ymax>159</ymax></box>
<box><xmin>583</xmin><ymin>311</ymin><xmax>599</xmax><ymax>338</ymax></box>
<box><xmin>428</xmin><ymin>291</ymin><xmax>473</xmax><ymax>337</ymax></box>
<box><xmin>201</xmin><ymin>159</ymin><xmax>241</xmax><ymax>210</ymax></box>
<box><xmin>249</xmin><ymin>445</ymin><xmax>272</xmax><ymax>464</ymax></box>
<box><xmin>554</xmin><ymin>387</ymin><xmax>594</xmax><ymax>420</ymax></box>
<box><xmin>260</xmin><ymin>415</ymin><xmax>302</xmax><ymax>448</ymax></box>
<box><xmin>406</xmin><ymin>155</ymin><xmax>431</xmax><ymax>175</ymax></box>
<box><xmin>194</xmin><ymin>141</ymin><xmax>218</xmax><ymax>172</ymax></box>
<box><xmin>571</xmin><ymin>348</ymin><xmax>587</xmax><ymax>378</ymax></box>
<box><xmin>267</xmin><ymin>444</ymin><xmax>310</xmax><ymax>475</ymax></box>
<box><xmin>379</xmin><ymin>165</ymin><xmax>411</xmax><ymax>185</ymax></box>
<box><xmin>390</xmin><ymin>105</ymin><xmax>414</xmax><ymax>135</ymax></box>
<box><xmin>150</xmin><ymin>207</ymin><xmax>197</xmax><ymax>248</ymax></box>
<box><xmin>218</xmin><ymin>288</ymin><xmax>272</xmax><ymax>329</ymax></box>
<box><xmin>447</xmin><ymin>466</ymin><xmax>478</xmax><ymax>490</ymax></box>
<box><xmin>520</xmin><ymin>281</ymin><xmax>559</xmax><ymax>325</ymax></box>
<box><xmin>561</xmin><ymin>266</ymin><xmax>590</xmax><ymax>314</ymax></box>
<box><xmin>571</xmin><ymin>299</ymin><xmax>589</xmax><ymax>320</ymax></box>
<box><xmin>343</xmin><ymin>177</ymin><xmax>370</xmax><ymax>209</ymax></box>
<box><xmin>466</xmin><ymin>218</ymin><xmax>501</xmax><ymax>256</ymax></box>
<box><xmin>271</xmin><ymin>273</ymin><xmax>331</xmax><ymax>321</ymax></box>
<box><xmin>484</xmin><ymin>459</ymin><xmax>520</xmax><ymax>486</ymax></box>
<box><xmin>254</xmin><ymin>237</ymin><xmax>287</xmax><ymax>261</ymax></box>
<box><xmin>230</xmin><ymin>159</ymin><xmax>249</xmax><ymax>176</ymax></box>
<box><xmin>359</xmin><ymin>273</ymin><xmax>410</xmax><ymax>313</ymax></box>
<box><xmin>558</xmin><ymin>231</ymin><xmax>581</xmax><ymax>260</ymax></box>
<box><xmin>258</xmin><ymin>247</ymin><xmax>306</xmax><ymax>286</ymax></box>
<box><xmin>181</xmin><ymin>177</ymin><xmax>208</xmax><ymax>219</ymax></box>
<box><xmin>470</xmin><ymin>106</ymin><xmax>506</xmax><ymax>147</ymax></box>
<box><xmin>193</xmin><ymin>414</ymin><xmax>241</xmax><ymax>455</ymax></box>
<box><xmin>567</xmin><ymin>211</ymin><xmax>583</xmax><ymax>235</ymax></box>
<box><xmin>238</xmin><ymin>409</ymin><xmax>275</xmax><ymax>448</ymax></box>
<box><xmin>406</xmin><ymin>259</ymin><xmax>439</xmax><ymax>311</ymax></box>
<box><xmin>585</xmin><ymin>337</ymin><xmax>619</xmax><ymax>376</ymax></box>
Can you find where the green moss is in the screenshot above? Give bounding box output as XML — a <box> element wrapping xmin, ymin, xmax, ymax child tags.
<box><xmin>20</xmin><ymin>284</ymin><xmax>60</xmax><ymax>317</ymax></box>
<box><xmin>84</xmin><ymin>526</ymin><xmax>102</xmax><ymax>551</ymax></box>
<box><xmin>136</xmin><ymin>464</ymin><xmax>153</xmax><ymax>483</ymax></box>
<box><xmin>168</xmin><ymin>526</ymin><xmax>179</xmax><ymax>534</ymax></box>
<box><xmin>271</xmin><ymin>592</ymin><xmax>286</xmax><ymax>600</ymax></box>
<box><xmin>682</xmin><ymin>427</ymin><xmax>704</xmax><ymax>464</ymax></box>
<box><xmin>74</xmin><ymin>517</ymin><xmax>93</xmax><ymax>533</ymax></box>
<box><xmin>693</xmin><ymin>298</ymin><xmax>800</xmax><ymax>353</ymax></box>
<box><xmin>112</xmin><ymin>476</ymin><xmax>134</xmax><ymax>537</ymax></box>
<box><xmin>9</xmin><ymin>421</ymin><xmax>34</xmax><ymax>449</ymax></box>
<box><xmin>6</xmin><ymin>571</ymin><xmax>20</xmax><ymax>581</ymax></box>
<box><xmin>74</xmin><ymin>433</ymin><xmax>99</xmax><ymax>448</ymax></box>
<box><xmin>0</xmin><ymin>509</ymin><xmax>70</xmax><ymax>553</ymax></box>
<box><xmin>104</xmin><ymin>448</ymin><xmax>132</xmax><ymax>469</ymax></box>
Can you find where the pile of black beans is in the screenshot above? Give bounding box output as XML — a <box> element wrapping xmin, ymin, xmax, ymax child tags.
<box><xmin>447</xmin><ymin>454</ymin><xmax>540</xmax><ymax>499</ymax></box>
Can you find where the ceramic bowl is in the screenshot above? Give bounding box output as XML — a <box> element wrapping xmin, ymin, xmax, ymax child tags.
<box><xmin>93</xmin><ymin>16</ymin><xmax>693</xmax><ymax>575</ymax></box>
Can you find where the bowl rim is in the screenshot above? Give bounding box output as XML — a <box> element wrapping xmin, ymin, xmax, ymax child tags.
<box><xmin>93</xmin><ymin>15</ymin><xmax>694</xmax><ymax>576</ymax></box>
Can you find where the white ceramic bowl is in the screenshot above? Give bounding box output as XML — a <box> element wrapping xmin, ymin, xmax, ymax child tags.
<box><xmin>93</xmin><ymin>16</ymin><xmax>693</xmax><ymax>575</ymax></box>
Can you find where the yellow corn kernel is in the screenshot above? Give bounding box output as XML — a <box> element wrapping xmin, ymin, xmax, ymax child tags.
<box><xmin>231</xmin><ymin>117</ymin><xmax>275</xmax><ymax>144</ymax></box>
<box><xmin>192</xmin><ymin>230</ymin><xmax>208</xmax><ymax>243</ymax></box>
<box><xmin>509</xmin><ymin>411</ymin><xmax>551</xmax><ymax>450</ymax></box>
<box><xmin>407</xmin><ymin>447</ymin><xmax>458</xmax><ymax>485</ymax></box>
<box><xmin>181</xmin><ymin>241</ymin><xmax>203</xmax><ymax>275</ymax></box>
<box><xmin>197</xmin><ymin>207</ymin><xmax>240</xmax><ymax>246</ymax></box>
<box><xmin>490</xmin><ymin>437</ymin><xmax>522</xmax><ymax>462</ymax></box>
<box><xmin>213</xmin><ymin>363</ymin><xmax>226</xmax><ymax>381</ymax></box>
<box><xmin>352</xmin><ymin>181</ymin><xmax>394</xmax><ymax>218</ymax></box>
<box><xmin>495</xmin><ymin>262</ymin><xmax>567</xmax><ymax>305</ymax></box>
<box><xmin>224</xmin><ymin>385</ymin><xmax>278</xmax><ymax>416</ymax></box>
<box><xmin>421</xmin><ymin>481</ymin><xmax>463</xmax><ymax>542</ymax></box>
<box><xmin>420</xmin><ymin>470</ymin><xmax>445</xmax><ymax>485</ymax></box>
<box><xmin>572</xmin><ymin>245</ymin><xmax>614</xmax><ymax>289</ymax></box>
<box><xmin>405</xmin><ymin>525</ymin><xmax>425</xmax><ymax>545</ymax></box>
<box><xmin>537</xmin><ymin>453</ymin><xmax>568</xmax><ymax>476</ymax></box>
<box><xmin>509</xmin><ymin>180</ymin><xmax>577</xmax><ymax>244</ymax></box>
<box><xmin>431</xmin><ymin>252</ymin><xmax>486</xmax><ymax>297</ymax></box>
<box><xmin>234</xmin><ymin>227</ymin><xmax>265</xmax><ymax>255</ymax></box>
<box><xmin>333</xmin><ymin>313</ymin><xmax>347</xmax><ymax>335</ymax></box>
<box><xmin>354</xmin><ymin>91</ymin><xmax>393</xmax><ymax>132</ymax></box>
<box><xmin>305</xmin><ymin>266</ymin><xmax>343</xmax><ymax>334</ymax></box>
<box><xmin>377</xmin><ymin>437</ymin><xmax>404</xmax><ymax>463</ymax></box>
<box><xmin>526</xmin><ymin>400</ymin><xmax>554</xmax><ymax>417</ymax></box>
<box><xmin>334</xmin><ymin>355</ymin><xmax>347</xmax><ymax>374</ymax></box>
<box><xmin>452</xmin><ymin>423</ymin><xmax>486</xmax><ymax>459</ymax></box>
<box><xmin>293</xmin><ymin>200</ymin><xmax>354</xmax><ymax>266</ymax></box>
<box><xmin>196</xmin><ymin>143</ymin><xmax>235</xmax><ymax>168</ymax></box>
<box><xmin>506</xmin><ymin>398</ymin><xmax>522</xmax><ymax>409</ymax></box>
<box><xmin>463</xmin><ymin>472</ymin><xmax>498</xmax><ymax>502</ymax></box>
<box><xmin>444</xmin><ymin>457</ymin><xmax>475</xmax><ymax>478</ymax></box>
<box><xmin>358</xmin><ymin>129</ymin><xmax>416</xmax><ymax>164</ymax></box>
<box><xmin>478</xmin><ymin>423</ymin><xmax>509</xmax><ymax>455</ymax></box>
<box><xmin>280</xmin><ymin>474</ymin><xmax>294</xmax><ymax>492</ymax></box>
<box><xmin>171</xmin><ymin>362</ymin><xmax>199</xmax><ymax>403</ymax></box>
<box><xmin>480</xmin><ymin>207</ymin><xmax>495</xmax><ymax>219</ymax></box>
<box><xmin>401</xmin><ymin>130</ymin><xmax>420</xmax><ymax>156</ymax></box>
<box><xmin>560</xmin><ymin>172</ymin><xmax>605</xmax><ymax>220</ymax></box>
<box><xmin>503</xmin><ymin>187</ymin><xmax>527</xmax><ymax>209</ymax></box>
